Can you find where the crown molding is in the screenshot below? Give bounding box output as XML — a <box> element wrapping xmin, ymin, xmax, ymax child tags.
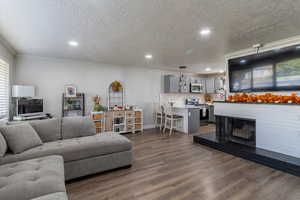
<box><xmin>224</xmin><ymin>35</ymin><xmax>300</xmax><ymax>60</ymax></box>
<box><xmin>0</xmin><ymin>34</ymin><xmax>17</xmax><ymax>56</ymax></box>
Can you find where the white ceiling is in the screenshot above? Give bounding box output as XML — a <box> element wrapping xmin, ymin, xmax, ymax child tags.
<box><xmin>1</xmin><ymin>0</ymin><xmax>300</xmax><ymax>73</ymax></box>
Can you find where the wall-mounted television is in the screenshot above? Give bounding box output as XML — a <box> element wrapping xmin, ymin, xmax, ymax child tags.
<box><xmin>228</xmin><ymin>44</ymin><xmax>300</xmax><ymax>92</ymax></box>
<box><xmin>17</xmin><ymin>99</ymin><xmax>43</xmax><ymax>116</ymax></box>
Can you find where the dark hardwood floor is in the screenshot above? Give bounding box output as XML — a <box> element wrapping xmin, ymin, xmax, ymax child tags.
<box><xmin>66</xmin><ymin>127</ymin><xmax>300</xmax><ymax>200</ymax></box>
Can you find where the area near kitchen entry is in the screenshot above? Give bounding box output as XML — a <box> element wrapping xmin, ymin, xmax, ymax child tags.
<box><xmin>157</xmin><ymin>70</ymin><xmax>226</xmax><ymax>134</ymax></box>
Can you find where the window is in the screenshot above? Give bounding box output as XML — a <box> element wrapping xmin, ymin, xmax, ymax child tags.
<box><xmin>228</xmin><ymin>43</ymin><xmax>300</xmax><ymax>92</ymax></box>
<box><xmin>230</xmin><ymin>69</ymin><xmax>251</xmax><ymax>92</ymax></box>
<box><xmin>0</xmin><ymin>59</ymin><xmax>9</xmax><ymax>119</ymax></box>
<box><xmin>253</xmin><ymin>64</ymin><xmax>273</xmax><ymax>89</ymax></box>
<box><xmin>276</xmin><ymin>58</ymin><xmax>300</xmax><ymax>87</ymax></box>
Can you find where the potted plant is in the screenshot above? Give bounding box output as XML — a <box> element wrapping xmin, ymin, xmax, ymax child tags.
<box><xmin>92</xmin><ymin>96</ymin><xmax>107</xmax><ymax>112</ymax></box>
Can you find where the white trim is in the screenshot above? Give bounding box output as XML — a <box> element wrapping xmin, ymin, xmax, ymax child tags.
<box><xmin>144</xmin><ymin>124</ymin><xmax>155</xmax><ymax>129</ymax></box>
<box><xmin>0</xmin><ymin>35</ymin><xmax>16</xmax><ymax>56</ymax></box>
<box><xmin>225</xmin><ymin>35</ymin><xmax>300</xmax><ymax>60</ymax></box>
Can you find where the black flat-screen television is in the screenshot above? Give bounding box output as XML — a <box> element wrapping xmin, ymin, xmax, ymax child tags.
<box><xmin>17</xmin><ymin>99</ymin><xmax>43</xmax><ymax>116</ymax></box>
<box><xmin>228</xmin><ymin>44</ymin><xmax>300</xmax><ymax>92</ymax></box>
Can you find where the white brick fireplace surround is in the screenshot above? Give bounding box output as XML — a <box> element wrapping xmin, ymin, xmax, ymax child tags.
<box><xmin>214</xmin><ymin>102</ymin><xmax>300</xmax><ymax>158</ymax></box>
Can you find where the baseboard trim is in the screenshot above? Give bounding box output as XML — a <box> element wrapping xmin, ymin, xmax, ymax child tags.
<box><xmin>144</xmin><ymin>124</ymin><xmax>155</xmax><ymax>129</ymax></box>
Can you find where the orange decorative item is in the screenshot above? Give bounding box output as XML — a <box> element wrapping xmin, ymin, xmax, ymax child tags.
<box><xmin>111</xmin><ymin>81</ymin><xmax>123</xmax><ymax>92</ymax></box>
<box><xmin>227</xmin><ymin>93</ymin><xmax>300</xmax><ymax>104</ymax></box>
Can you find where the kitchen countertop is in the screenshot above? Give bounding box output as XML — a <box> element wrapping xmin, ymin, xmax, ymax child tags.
<box><xmin>173</xmin><ymin>105</ymin><xmax>208</xmax><ymax>109</ymax></box>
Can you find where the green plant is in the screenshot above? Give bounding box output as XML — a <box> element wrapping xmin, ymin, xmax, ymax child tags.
<box><xmin>93</xmin><ymin>104</ymin><xmax>108</xmax><ymax>112</ymax></box>
<box><xmin>66</xmin><ymin>98</ymin><xmax>73</xmax><ymax>105</ymax></box>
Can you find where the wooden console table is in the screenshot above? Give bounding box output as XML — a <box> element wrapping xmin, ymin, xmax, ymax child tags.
<box><xmin>91</xmin><ymin>109</ymin><xmax>143</xmax><ymax>134</ymax></box>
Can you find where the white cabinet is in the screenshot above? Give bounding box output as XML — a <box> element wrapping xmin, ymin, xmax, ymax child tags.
<box><xmin>205</xmin><ymin>78</ymin><xmax>215</xmax><ymax>94</ymax></box>
<box><xmin>214</xmin><ymin>77</ymin><xmax>225</xmax><ymax>92</ymax></box>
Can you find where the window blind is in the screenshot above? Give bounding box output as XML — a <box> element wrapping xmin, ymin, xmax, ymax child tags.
<box><xmin>0</xmin><ymin>59</ymin><xmax>9</xmax><ymax>119</ymax></box>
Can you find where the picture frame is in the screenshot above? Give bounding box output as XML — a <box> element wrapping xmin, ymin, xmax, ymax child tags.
<box><xmin>65</xmin><ymin>85</ymin><xmax>77</xmax><ymax>97</ymax></box>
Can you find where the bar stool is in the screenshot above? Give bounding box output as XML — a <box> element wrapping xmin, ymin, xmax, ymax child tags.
<box><xmin>163</xmin><ymin>105</ymin><xmax>183</xmax><ymax>135</ymax></box>
<box><xmin>154</xmin><ymin>104</ymin><xmax>165</xmax><ymax>131</ymax></box>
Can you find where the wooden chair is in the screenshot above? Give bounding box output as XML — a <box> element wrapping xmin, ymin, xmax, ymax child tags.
<box><xmin>154</xmin><ymin>104</ymin><xmax>165</xmax><ymax>131</ymax></box>
<box><xmin>163</xmin><ymin>105</ymin><xmax>183</xmax><ymax>135</ymax></box>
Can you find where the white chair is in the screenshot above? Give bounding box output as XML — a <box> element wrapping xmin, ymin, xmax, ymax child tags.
<box><xmin>163</xmin><ymin>105</ymin><xmax>183</xmax><ymax>135</ymax></box>
<box><xmin>154</xmin><ymin>104</ymin><xmax>165</xmax><ymax>131</ymax></box>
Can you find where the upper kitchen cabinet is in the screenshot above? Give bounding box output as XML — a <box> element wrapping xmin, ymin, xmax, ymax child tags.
<box><xmin>214</xmin><ymin>77</ymin><xmax>225</xmax><ymax>92</ymax></box>
<box><xmin>205</xmin><ymin>78</ymin><xmax>215</xmax><ymax>94</ymax></box>
<box><xmin>164</xmin><ymin>75</ymin><xmax>179</xmax><ymax>93</ymax></box>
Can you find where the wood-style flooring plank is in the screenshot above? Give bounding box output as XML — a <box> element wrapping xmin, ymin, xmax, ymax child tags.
<box><xmin>66</xmin><ymin>128</ymin><xmax>300</xmax><ymax>200</ymax></box>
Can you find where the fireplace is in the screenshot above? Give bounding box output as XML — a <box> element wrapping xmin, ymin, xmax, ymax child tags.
<box><xmin>216</xmin><ymin>116</ymin><xmax>256</xmax><ymax>147</ymax></box>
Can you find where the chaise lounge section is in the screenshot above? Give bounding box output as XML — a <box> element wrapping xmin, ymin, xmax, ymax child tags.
<box><xmin>0</xmin><ymin>155</ymin><xmax>67</xmax><ymax>200</ymax></box>
<box><xmin>0</xmin><ymin>116</ymin><xmax>132</xmax><ymax>199</ymax></box>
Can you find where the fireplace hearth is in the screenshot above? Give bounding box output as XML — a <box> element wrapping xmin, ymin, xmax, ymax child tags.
<box><xmin>193</xmin><ymin>102</ymin><xmax>300</xmax><ymax>177</ymax></box>
<box><xmin>228</xmin><ymin>117</ymin><xmax>256</xmax><ymax>147</ymax></box>
<box><xmin>216</xmin><ymin>116</ymin><xmax>256</xmax><ymax>147</ymax></box>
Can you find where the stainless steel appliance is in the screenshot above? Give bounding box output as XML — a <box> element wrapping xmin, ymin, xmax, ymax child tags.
<box><xmin>190</xmin><ymin>83</ymin><xmax>204</xmax><ymax>93</ymax></box>
<box><xmin>199</xmin><ymin>104</ymin><xmax>209</xmax><ymax>125</ymax></box>
<box><xmin>185</xmin><ymin>98</ymin><xmax>199</xmax><ymax>105</ymax></box>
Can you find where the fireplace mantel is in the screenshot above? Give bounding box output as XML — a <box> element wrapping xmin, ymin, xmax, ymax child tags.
<box><xmin>214</xmin><ymin>102</ymin><xmax>300</xmax><ymax>158</ymax></box>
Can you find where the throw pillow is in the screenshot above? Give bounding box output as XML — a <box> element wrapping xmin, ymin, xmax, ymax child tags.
<box><xmin>62</xmin><ymin>116</ymin><xmax>96</xmax><ymax>139</ymax></box>
<box><xmin>29</xmin><ymin>118</ymin><xmax>61</xmax><ymax>142</ymax></box>
<box><xmin>0</xmin><ymin>123</ymin><xmax>43</xmax><ymax>154</ymax></box>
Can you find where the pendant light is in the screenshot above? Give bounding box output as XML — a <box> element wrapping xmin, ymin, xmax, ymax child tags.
<box><xmin>179</xmin><ymin>66</ymin><xmax>187</xmax><ymax>91</ymax></box>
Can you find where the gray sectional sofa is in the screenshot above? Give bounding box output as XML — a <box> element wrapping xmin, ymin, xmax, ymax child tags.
<box><xmin>0</xmin><ymin>116</ymin><xmax>132</xmax><ymax>200</ymax></box>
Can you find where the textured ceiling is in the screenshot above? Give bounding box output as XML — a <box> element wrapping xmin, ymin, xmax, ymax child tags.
<box><xmin>1</xmin><ymin>0</ymin><xmax>300</xmax><ymax>73</ymax></box>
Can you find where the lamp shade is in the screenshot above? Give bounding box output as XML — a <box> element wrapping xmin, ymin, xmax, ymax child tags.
<box><xmin>12</xmin><ymin>85</ymin><xmax>35</xmax><ymax>97</ymax></box>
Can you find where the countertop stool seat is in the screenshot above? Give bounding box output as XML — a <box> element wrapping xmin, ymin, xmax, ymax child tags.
<box><xmin>163</xmin><ymin>105</ymin><xmax>183</xmax><ymax>135</ymax></box>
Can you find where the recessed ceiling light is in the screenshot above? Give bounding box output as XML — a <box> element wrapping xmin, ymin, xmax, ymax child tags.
<box><xmin>240</xmin><ymin>59</ymin><xmax>247</xmax><ymax>64</ymax></box>
<box><xmin>68</xmin><ymin>40</ymin><xmax>79</xmax><ymax>47</ymax></box>
<box><xmin>199</xmin><ymin>28</ymin><xmax>211</xmax><ymax>36</ymax></box>
<box><xmin>145</xmin><ymin>54</ymin><xmax>153</xmax><ymax>59</ymax></box>
<box><xmin>205</xmin><ymin>67</ymin><xmax>211</xmax><ymax>72</ymax></box>
<box><xmin>219</xmin><ymin>70</ymin><xmax>225</xmax><ymax>73</ymax></box>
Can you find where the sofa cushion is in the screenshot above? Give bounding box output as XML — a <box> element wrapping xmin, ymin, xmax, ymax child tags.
<box><xmin>0</xmin><ymin>133</ymin><xmax>132</xmax><ymax>165</ymax></box>
<box><xmin>0</xmin><ymin>133</ymin><xmax>7</xmax><ymax>157</ymax></box>
<box><xmin>29</xmin><ymin>118</ymin><xmax>61</xmax><ymax>142</ymax></box>
<box><xmin>0</xmin><ymin>123</ymin><xmax>43</xmax><ymax>154</ymax></box>
<box><xmin>0</xmin><ymin>155</ymin><xmax>66</xmax><ymax>200</ymax></box>
<box><xmin>62</xmin><ymin>116</ymin><xmax>96</xmax><ymax>139</ymax></box>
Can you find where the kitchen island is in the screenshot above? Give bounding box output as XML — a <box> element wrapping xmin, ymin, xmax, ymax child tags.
<box><xmin>172</xmin><ymin>105</ymin><xmax>206</xmax><ymax>134</ymax></box>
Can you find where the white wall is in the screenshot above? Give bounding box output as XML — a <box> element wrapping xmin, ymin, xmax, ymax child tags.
<box><xmin>14</xmin><ymin>55</ymin><xmax>163</xmax><ymax>127</ymax></box>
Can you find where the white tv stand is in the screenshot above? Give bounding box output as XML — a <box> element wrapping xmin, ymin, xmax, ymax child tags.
<box><xmin>13</xmin><ymin>114</ymin><xmax>49</xmax><ymax>121</ymax></box>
